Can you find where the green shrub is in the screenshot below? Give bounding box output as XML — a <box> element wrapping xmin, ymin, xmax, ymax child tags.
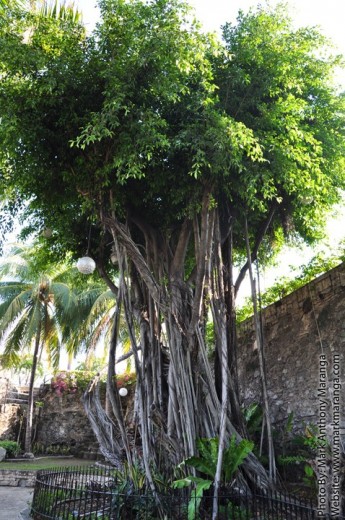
<box><xmin>0</xmin><ymin>440</ymin><xmax>20</xmax><ymax>458</ymax></box>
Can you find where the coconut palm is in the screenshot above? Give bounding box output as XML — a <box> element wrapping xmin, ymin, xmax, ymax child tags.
<box><xmin>75</xmin><ymin>285</ymin><xmax>134</xmax><ymax>370</ymax></box>
<box><xmin>0</xmin><ymin>244</ymin><xmax>79</xmax><ymax>454</ymax></box>
<box><xmin>65</xmin><ymin>285</ymin><xmax>115</xmax><ymax>369</ymax></box>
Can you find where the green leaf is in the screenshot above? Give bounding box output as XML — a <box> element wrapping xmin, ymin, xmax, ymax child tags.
<box><xmin>172</xmin><ymin>477</ymin><xmax>213</xmax><ymax>520</ymax></box>
<box><xmin>223</xmin><ymin>435</ymin><xmax>254</xmax><ymax>482</ymax></box>
<box><xmin>184</xmin><ymin>455</ymin><xmax>216</xmax><ymax>479</ymax></box>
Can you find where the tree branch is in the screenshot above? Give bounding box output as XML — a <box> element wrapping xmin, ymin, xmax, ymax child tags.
<box><xmin>97</xmin><ymin>263</ymin><xmax>118</xmax><ymax>296</ymax></box>
<box><xmin>188</xmin><ymin>190</ymin><xmax>214</xmax><ymax>335</ymax></box>
<box><xmin>103</xmin><ymin>216</ymin><xmax>165</xmax><ymax>309</ymax></box>
<box><xmin>170</xmin><ymin>218</ymin><xmax>192</xmax><ymax>280</ymax></box>
<box><xmin>115</xmin><ymin>347</ymin><xmax>141</xmax><ymax>364</ymax></box>
<box><xmin>234</xmin><ymin>203</ymin><xmax>277</xmax><ymax>297</ymax></box>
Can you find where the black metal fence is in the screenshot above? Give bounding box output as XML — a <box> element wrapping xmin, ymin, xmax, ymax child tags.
<box><xmin>31</xmin><ymin>465</ymin><xmax>343</xmax><ymax>519</ymax></box>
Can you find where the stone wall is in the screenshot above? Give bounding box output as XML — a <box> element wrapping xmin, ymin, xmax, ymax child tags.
<box><xmin>34</xmin><ymin>388</ymin><xmax>99</xmax><ymax>456</ymax></box>
<box><xmin>0</xmin><ymin>377</ymin><xmax>102</xmax><ymax>456</ymax></box>
<box><xmin>0</xmin><ymin>469</ymin><xmax>36</xmax><ymax>487</ymax></box>
<box><xmin>0</xmin><ymin>377</ymin><xmax>131</xmax><ymax>457</ymax></box>
<box><xmin>0</xmin><ymin>378</ymin><xmax>9</xmax><ymax>401</ymax></box>
<box><xmin>0</xmin><ymin>378</ymin><xmax>22</xmax><ymax>441</ymax></box>
<box><xmin>237</xmin><ymin>261</ymin><xmax>345</xmax><ymax>431</ymax></box>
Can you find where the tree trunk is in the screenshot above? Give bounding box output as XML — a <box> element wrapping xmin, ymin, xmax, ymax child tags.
<box><xmin>212</xmin><ymin>214</ymin><xmax>229</xmax><ymax>519</ymax></box>
<box><xmin>244</xmin><ymin>215</ymin><xmax>276</xmax><ymax>484</ymax></box>
<box><xmin>24</xmin><ymin>322</ymin><xmax>41</xmax><ymax>455</ymax></box>
<box><xmin>83</xmin><ymin>202</ymin><xmax>271</xmax><ymax>495</ymax></box>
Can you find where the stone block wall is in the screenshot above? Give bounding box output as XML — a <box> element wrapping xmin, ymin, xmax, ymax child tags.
<box><xmin>237</xmin><ymin>262</ymin><xmax>345</xmax><ymax>431</ymax></box>
<box><xmin>0</xmin><ymin>378</ymin><xmax>23</xmax><ymax>441</ymax></box>
<box><xmin>34</xmin><ymin>389</ymin><xmax>99</xmax><ymax>455</ymax></box>
<box><xmin>0</xmin><ymin>469</ymin><xmax>36</xmax><ymax>487</ymax></box>
<box><xmin>0</xmin><ymin>403</ymin><xmax>22</xmax><ymax>441</ymax></box>
<box><xmin>0</xmin><ymin>378</ymin><xmax>9</xmax><ymax>401</ymax></box>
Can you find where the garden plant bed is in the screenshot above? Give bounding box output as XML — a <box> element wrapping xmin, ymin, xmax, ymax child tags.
<box><xmin>31</xmin><ymin>466</ymin><xmax>342</xmax><ymax>520</ymax></box>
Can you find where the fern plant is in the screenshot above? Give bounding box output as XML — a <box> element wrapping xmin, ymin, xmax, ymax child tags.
<box><xmin>172</xmin><ymin>435</ymin><xmax>253</xmax><ymax>519</ymax></box>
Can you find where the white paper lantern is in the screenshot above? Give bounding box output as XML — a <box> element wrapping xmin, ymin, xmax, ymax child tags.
<box><xmin>41</xmin><ymin>227</ymin><xmax>53</xmax><ymax>238</ymax></box>
<box><xmin>110</xmin><ymin>250</ymin><xmax>118</xmax><ymax>264</ymax></box>
<box><xmin>301</xmin><ymin>196</ymin><xmax>314</xmax><ymax>205</ymax></box>
<box><xmin>119</xmin><ymin>387</ymin><xmax>128</xmax><ymax>397</ymax></box>
<box><xmin>76</xmin><ymin>256</ymin><xmax>96</xmax><ymax>274</ymax></box>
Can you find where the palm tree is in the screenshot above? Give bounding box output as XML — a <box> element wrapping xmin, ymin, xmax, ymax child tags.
<box><xmin>0</xmin><ymin>244</ymin><xmax>78</xmax><ymax>455</ymax></box>
<box><xmin>64</xmin><ymin>266</ymin><xmax>134</xmax><ymax>373</ymax></box>
<box><xmin>65</xmin><ymin>285</ymin><xmax>116</xmax><ymax>370</ymax></box>
<box><xmin>0</xmin><ymin>243</ymin><xmax>126</xmax><ymax>454</ymax></box>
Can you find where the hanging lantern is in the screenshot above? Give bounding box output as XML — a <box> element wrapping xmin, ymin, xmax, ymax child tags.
<box><xmin>301</xmin><ymin>196</ymin><xmax>314</xmax><ymax>205</ymax></box>
<box><xmin>119</xmin><ymin>387</ymin><xmax>128</xmax><ymax>397</ymax></box>
<box><xmin>110</xmin><ymin>246</ymin><xmax>118</xmax><ymax>265</ymax></box>
<box><xmin>76</xmin><ymin>256</ymin><xmax>96</xmax><ymax>274</ymax></box>
<box><xmin>41</xmin><ymin>227</ymin><xmax>53</xmax><ymax>238</ymax></box>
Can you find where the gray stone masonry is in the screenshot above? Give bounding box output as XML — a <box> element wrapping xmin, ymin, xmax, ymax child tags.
<box><xmin>0</xmin><ymin>469</ymin><xmax>36</xmax><ymax>487</ymax></box>
<box><xmin>237</xmin><ymin>261</ymin><xmax>345</xmax><ymax>432</ymax></box>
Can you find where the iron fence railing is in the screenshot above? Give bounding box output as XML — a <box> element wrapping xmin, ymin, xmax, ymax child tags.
<box><xmin>31</xmin><ymin>465</ymin><xmax>344</xmax><ymax>519</ymax></box>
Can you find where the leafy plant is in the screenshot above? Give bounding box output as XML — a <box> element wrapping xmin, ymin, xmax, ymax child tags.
<box><xmin>277</xmin><ymin>455</ymin><xmax>306</xmax><ymax>466</ymax></box>
<box><xmin>115</xmin><ymin>371</ymin><xmax>136</xmax><ymax>389</ymax></box>
<box><xmin>237</xmin><ymin>253</ymin><xmax>344</xmax><ymax>322</ymax></box>
<box><xmin>302</xmin><ymin>463</ymin><xmax>317</xmax><ymax>490</ymax></box>
<box><xmin>173</xmin><ymin>476</ymin><xmax>213</xmax><ymax>520</ymax></box>
<box><xmin>172</xmin><ymin>435</ymin><xmax>253</xmax><ymax>519</ymax></box>
<box><xmin>45</xmin><ymin>444</ymin><xmax>71</xmax><ymax>456</ymax></box>
<box><xmin>112</xmin><ymin>460</ymin><xmax>166</xmax><ymax>493</ymax></box>
<box><xmin>51</xmin><ymin>372</ymin><xmax>78</xmax><ymax>396</ymax></box>
<box><xmin>51</xmin><ymin>370</ymin><xmax>109</xmax><ymax>395</ymax></box>
<box><xmin>294</xmin><ymin>424</ymin><xmax>329</xmax><ymax>452</ymax></box>
<box><xmin>220</xmin><ymin>501</ymin><xmax>247</xmax><ymax>519</ymax></box>
<box><xmin>242</xmin><ymin>402</ymin><xmax>263</xmax><ymax>438</ymax></box>
<box><xmin>0</xmin><ymin>440</ymin><xmax>20</xmax><ymax>458</ymax></box>
<box><xmin>275</xmin><ymin>417</ymin><xmax>331</xmax><ymax>495</ymax></box>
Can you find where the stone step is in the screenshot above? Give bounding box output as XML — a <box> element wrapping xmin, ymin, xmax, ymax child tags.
<box><xmin>3</xmin><ymin>389</ymin><xmax>40</xmax><ymax>405</ymax></box>
<box><xmin>4</xmin><ymin>398</ymin><xmax>29</xmax><ymax>405</ymax></box>
<box><xmin>6</xmin><ymin>390</ymin><xmax>39</xmax><ymax>399</ymax></box>
<box><xmin>12</xmin><ymin>393</ymin><xmax>28</xmax><ymax>400</ymax></box>
<box><xmin>80</xmin><ymin>451</ymin><xmax>104</xmax><ymax>461</ymax></box>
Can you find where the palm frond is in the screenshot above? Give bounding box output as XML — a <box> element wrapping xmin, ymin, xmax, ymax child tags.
<box><xmin>24</xmin><ymin>300</ymin><xmax>43</xmax><ymax>345</ymax></box>
<box><xmin>2</xmin><ymin>317</ymin><xmax>29</xmax><ymax>356</ymax></box>
<box><xmin>0</xmin><ymin>243</ymin><xmax>123</xmax><ymax>373</ymax></box>
<box><xmin>45</xmin><ymin>331</ymin><xmax>61</xmax><ymax>369</ymax></box>
<box><xmin>0</xmin><ymin>245</ymin><xmax>31</xmax><ymax>281</ymax></box>
<box><xmin>0</xmin><ymin>289</ymin><xmax>32</xmax><ymax>336</ymax></box>
<box><xmin>51</xmin><ymin>282</ymin><xmax>77</xmax><ymax>314</ymax></box>
<box><xmin>82</xmin><ymin>290</ymin><xmax>115</xmax><ymax>332</ymax></box>
<box><xmin>35</xmin><ymin>0</ymin><xmax>83</xmax><ymax>24</ymax></box>
<box><xmin>60</xmin><ymin>287</ymin><xmax>114</xmax><ymax>345</ymax></box>
<box><xmin>0</xmin><ymin>282</ymin><xmax>31</xmax><ymax>310</ymax></box>
<box><xmin>0</xmin><ymin>351</ymin><xmax>21</xmax><ymax>369</ymax></box>
<box><xmin>78</xmin><ymin>287</ymin><xmax>114</xmax><ymax>313</ymax></box>
<box><xmin>42</xmin><ymin>306</ymin><xmax>57</xmax><ymax>340</ymax></box>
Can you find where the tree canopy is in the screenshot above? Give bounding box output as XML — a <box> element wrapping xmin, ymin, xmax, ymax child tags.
<box><xmin>0</xmin><ymin>1</ymin><xmax>344</xmax><ymax>259</ymax></box>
